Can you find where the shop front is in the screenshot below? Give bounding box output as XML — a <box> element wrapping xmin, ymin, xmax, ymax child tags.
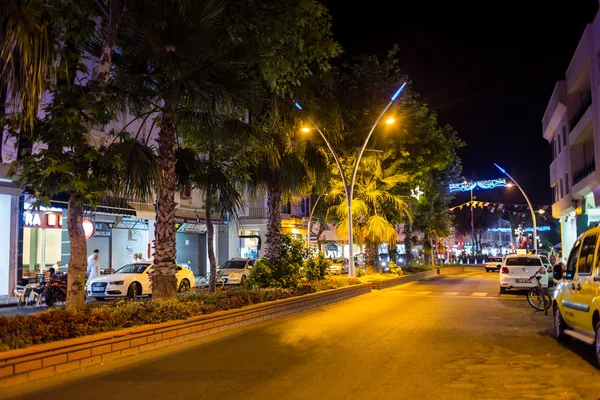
<box><xmin>21</xmin><ymin>205</ymin><xmax>64</xmax><ymax>279</ymax></box>
<box><xmin>175</xmin><ymin>216</ymin><xmax>207</xmax><ymax>276</ymax></box>
<box><xmin>239</xmin><ymin>229</ymin><xmax>260</xmax><ymax>259</ymax></box>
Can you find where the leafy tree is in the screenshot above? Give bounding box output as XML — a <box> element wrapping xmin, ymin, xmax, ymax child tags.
<box><xmin>226</xmin><ymin>0</ymin><xmax>340</xmax><ymax>266</ymax></box>
<box><xmin>0</xmin><ymin>0</ymin><xmax>155</xmax><ymax>310</ymax></box>
<box><xmin>303</xmin><ymin>252</ymin><xmax>331</xmax><ymax>281</ymax></box>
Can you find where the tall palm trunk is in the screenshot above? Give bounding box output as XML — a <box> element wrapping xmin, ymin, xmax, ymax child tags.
<box><xmin>365</xmin><ymin>241</ymin><xmax>378</xmax><ymax>270</ymax></box>
<box><xmin>152</xmin><ymin>104</ymin><xmax>178</xmax><ymax>299</ymax></box>
<box><xmin>404</xmin><ymin>221</ymin><xmax>413</xmax><ymax>265</ymax></box>
<box><xmin>92</xmin><ymin>0</ymin><xmax>124</xmax><ymax>81</ymax></box>
<box><xmin>206</xmin><ymin>207</ymin><xmax>218</xmax><ymax>293</ymax></box>
<box><xmin>265</xmin><ymin>180</ymin><xmax>282</xmax><ymax>265</ymax></box>
<box><xmin>66</xmin><ymin>198</ymin><xmax>86</xmax><ymax>311</ymax></box>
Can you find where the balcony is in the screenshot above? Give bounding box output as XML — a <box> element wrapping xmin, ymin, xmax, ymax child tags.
<box><xmin>573</xmin><ymin>157</ymin><xmax>595</xmax><ymax>185</ymax></box>
<box><xmin>569</xmin><ymin>92</ymin><xmax>592</xmax><ymax>131</ymax></box>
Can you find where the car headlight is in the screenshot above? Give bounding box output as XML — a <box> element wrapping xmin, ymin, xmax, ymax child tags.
<box><xmin>229</xmin><ymin>273</ymin><xmax>240</xmax><ymax>279</ymax></box>
<box><xmin>381</xmin><ymin>262</ymin><xmax>387</xmax><ymax>266</ymax></box>
<box><xmin>110</xmin><ymin>280</ymin><xmax>124</xmax><ymax>285</ymax></box>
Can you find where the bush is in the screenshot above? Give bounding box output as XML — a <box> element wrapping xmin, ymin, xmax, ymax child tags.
<box><xmin>388</xmin><ymin>261</ymin><xmax>403</xmax><ymax>276</ymax></box>
<box><xmin>0</xmin><ymin>276</ymin><xmax>362</xmax><ymax>351</ymax></box>
<box><xmin>248</xmin><ymin>233</ymin><xmax>309</xmax><ymax>288</ymax></box>
<box><xmin>303</xmin><ymin>253</ymin><xmax>331</xmax><ymax>281</ymax></box>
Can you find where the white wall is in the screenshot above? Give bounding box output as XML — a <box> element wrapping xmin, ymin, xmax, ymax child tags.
<box><xmin>0</xmin><ymin>195</ymin><xmax>11</xmax><ymax>295</ymax></box>
<box><xmin>111</xmin><ymin>228</ymin><xmax>149</xmax><ymax>269</ymax></box>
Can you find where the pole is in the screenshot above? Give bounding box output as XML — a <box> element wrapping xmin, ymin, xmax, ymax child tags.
<box><xmin>296</xmin><ymin>83</ymin><xmax>407</xmax><ymax>276</ymax></box>
<box><xmin>494</xmin><ymin>163</ymin><xmax>537</xmax><ymax>253</ymax></box>
<box><xmin>470</xmin><ymin>188</ymin><xmax>475</xmax><ymax>256</ymax></box>
<box><xmin>307</xmin><ymin>195</ymin><xmax>323</xmax><ymax>248</ymax></box>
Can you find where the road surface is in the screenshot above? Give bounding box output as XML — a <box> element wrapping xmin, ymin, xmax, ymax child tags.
<box><xmin>4</xmin><ymin>269</ymin><xmax>600</xmax><ymax>399</ymax></box>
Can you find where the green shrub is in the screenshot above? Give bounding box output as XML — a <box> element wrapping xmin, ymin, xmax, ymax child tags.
<box><xmin>0</xmin><ymin>276</ymin><xmax>362</xmax><ymax>352</ymax></box>
<box><xmin>303</xmin><ymin>252</ymin><xmax>331</xmax><ymax>281</ymax></box>
<box><xmin>248</xmin><ymin>233</ymin><xmax>310</xmax><ymax>288</ymax></box>
<box><xmin>388</xmin><ymin>261</ymin><xmax>403</xmax><ymax>276</ymax></box>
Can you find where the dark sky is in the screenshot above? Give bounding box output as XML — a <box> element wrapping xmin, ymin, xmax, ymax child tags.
<box><xmin>321</xmin><ymin>0</ymin><xmax>599</xmax><ymax>206</ymax></box>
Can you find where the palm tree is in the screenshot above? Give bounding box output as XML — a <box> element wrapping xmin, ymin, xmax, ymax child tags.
<box><xmin>114</xmin><ymin>0</ymin><xmax>255</xmax><ymax>298</ymax></box>
<box><xmin>328</xmin><ymin>151</ymin><xmax>411</xmax><ymax>268</ymax></box>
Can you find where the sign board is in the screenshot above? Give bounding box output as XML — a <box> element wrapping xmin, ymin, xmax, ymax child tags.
<box><xmin>92</xmin><ymin>222</ymin><xmax>112</xmax><ymax>237</ymax></box>
<box><xmin>82</xmin><ymin>219</ymin><xmax>95</xmax><ymax>240</ymax></box>
<box><xmin>325</xmin><ymin>242</ymin><xmax>339</xmax><ymax>251</ymax></box>
<box><xmin>516</xmin><ymin>249</ymin><xmax>527</xmax><ymax>255</ymax></box>
<box><xmin>24</xmin><ymin>211</ymin><xmax>63</xmax><ymax>228</ymax></box>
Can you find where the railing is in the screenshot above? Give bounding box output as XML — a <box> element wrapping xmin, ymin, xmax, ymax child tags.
<box><xmin>573</xmin><ymin>157</ymin><xmax>595</xmax><ymax>185</ymax></box>
<box><xmin>244</xmin><ymin>207</ymin><xmax>266</xmax><ymax>219</ymax></box>
<box><xmin>569</xmin><ymin>92</ymin><xmax>592</xmax><ymax>131</ymax></box>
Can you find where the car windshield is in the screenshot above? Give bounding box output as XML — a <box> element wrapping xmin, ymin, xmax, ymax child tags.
<box><xmin>505</xmin><ymin>257</ymin><xmax>542</xmax><ymax>266</ymax></box>
<box><xmin>488</xmin><ymin>257</ymin><xmax>502</xmax><ymax>262</ymax></box>
<box><xmin>116</xmin><ymin>264</ymin><xmax>149</xmax><ymax>274</ymax></box>
<box><xmin>220</xmin><ymin>260</ymin><xmax>246</xmax><ymax>269</ymax></box>
<box><xmin>539</xmin><ymin>256</ymin><xmax>550</xmax><ymax>265</ymax></box>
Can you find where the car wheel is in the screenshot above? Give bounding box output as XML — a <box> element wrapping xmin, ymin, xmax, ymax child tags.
<box><xmin>595</xmin><ymin>321</ymin><xmax>600</xmax><ymax>367</ymax></box>
<box><xmin>178</xmin><ymin>279</ymin><xmax>191</xmax><ymax>293</ymax></box>
<box><xmin>127</xmin><ymin>283</ymin><xmax>140</xmax><ymax>300</ymax></box>
<box><xmin>240</xmin><ymin>275</ymin><xmax>247</xmax><ymax>286</ymax></box>
<box><xmin>485</xmin><ymin>268</ymin><xmax>489</xmax><ymax>273</ymax></box>
<box><xmin>554</xmin><ymin>306</ymin><xmax>569</xmax><ymax>342</ymax></box>
<box><xmin>500</xmin><ymin>286</ymin><xmax>507</xmax><ymax>295</ymax></box>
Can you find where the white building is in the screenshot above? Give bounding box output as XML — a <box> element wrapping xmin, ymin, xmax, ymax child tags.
<box><xmin>543</xmin><ymin>5</ymin><xmax>600</xmax><ymax>260</ymax></box>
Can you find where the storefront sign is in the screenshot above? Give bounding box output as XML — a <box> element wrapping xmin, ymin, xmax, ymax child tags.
<box><xmin>92</xmin><ymin>222</ymin><xmax>112</xmax><ymax>237</ymax></box>
<box><xmin>24</xmin><ymin>211</ymin><xmax>63</xmax><ymax>228</ymax></box>
<box><xmin>82</xmin><ymin>219</ymin><xmax>95</xmax><ymax>240</ymax></box>
<box><xmin>176</xmin><ymin>223</ymin><xmax>207</xmax><ymax>234</ymax></box>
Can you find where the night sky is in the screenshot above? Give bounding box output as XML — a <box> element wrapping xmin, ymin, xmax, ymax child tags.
<box><xmin>321</xmin><ymin>0</ymin><xmax>599</xmax><ymax>206</ymax></box>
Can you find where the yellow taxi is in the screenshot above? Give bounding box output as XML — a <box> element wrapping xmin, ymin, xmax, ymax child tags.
<box><xmin>553</xmin><ymin>222</ymin><xmax>600</xmax><ymax>366</ymax></box>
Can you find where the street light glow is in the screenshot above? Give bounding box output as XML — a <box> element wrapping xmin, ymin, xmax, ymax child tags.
<box><xmin>294</xmin><ymin>102</ymin><xmax>303</xmax><ymax>110</ymax></box>
<box><xmin>507</xmin><ymin>183</ymin><xmax>514</xmax><ymax>187</ymax></box>
<box><xmin>538</xmin><ymin>209</ymin><xmax>545</xmax><ymax>214</ymax></box>
<box><xmin>300</xmin><ymin>127</ymin><xmax>311</xmax><ymax>133</ymax></box>
<box><xmin>385</xmin><ymin>117</ymin><xmax>395</xmax><ymax>125</ymax></box>
<box><xmin>391</xmin><ymin>82</ymin><xmax>407</xmax><ymax>101</ymax></box>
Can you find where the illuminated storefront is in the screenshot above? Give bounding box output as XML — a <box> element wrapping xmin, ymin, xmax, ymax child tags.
<box><xmin>21</xmin><ymin>205</ymin><xmax>64</xmax><ymax>277</ymax></box>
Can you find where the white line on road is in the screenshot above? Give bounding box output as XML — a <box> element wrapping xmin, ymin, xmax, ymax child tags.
<box><xmin>443</xmin><ymin>292</ymin><xmax>459</xmax><ymax>296</ymax></box>
<box><xmin>415</xmin><ymin>291</ymin><xmax>433</xmax><ymax>295</ymax></box>
<box><xmin>471</xmin><ymin>292</ymin><xmax>488</xmax><ymax>297</ymax></box>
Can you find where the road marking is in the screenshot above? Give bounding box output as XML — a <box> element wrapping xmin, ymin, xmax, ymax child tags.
<box><xmin>443</xmin><ymin>292</ymin><xmax>459</xmax><ymax>296</ymax></box>
<box><xmin>415</xmin><ymin>291</ymin><xmax>433</xmax><ymax>295</ymax></box>
<box><xmin>471</xmin><ymin>292</ymin><xmax>488</xmax><ymax>297</ymax></box>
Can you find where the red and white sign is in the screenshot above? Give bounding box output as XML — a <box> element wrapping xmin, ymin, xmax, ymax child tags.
<box><xmin>82</xmin><ymin>219</ymin><xmax>95</xmax><ymax>240</ymax></box>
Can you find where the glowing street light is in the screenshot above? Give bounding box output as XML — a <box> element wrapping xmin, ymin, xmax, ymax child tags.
<box><xmin>295</xmin><ymin>82</ymin><xmax>407</xmax><ymax>276</ymax></box>
<box><xmin>300</xmin><ymin>127</ymin><xmax>311</xmax><ymax>133</ymax></box>
<box><xmin>494</xmin><ymin>163</ymin><xmax>538</xmax><ymax>253</ymax></box>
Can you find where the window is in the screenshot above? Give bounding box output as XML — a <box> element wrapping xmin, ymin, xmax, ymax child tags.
<box><xmin>576</xmin><ymin>234</ymin><xmax>597</xmax><ymax>275</ymax></box>
<box><xmin>558</xmin><ymin>134</ymin><xmax>562</xmax><ymax>153</ymax></box>
<box><xmin>551</xmin><ymin>138</ymin><xmax>556</xmax><ymax>160</ymax></box>
<box><xmin>562</xmin><ymin>125</ymin><xmax>567</xmax><ymax>146</ymax></box>
<box><xmin>505</xmin><ymin>257</ymin><xmax>542</xmax><ymax>266</ymax></box>
<box><xmin>565</xmin><ymin>173</ymin><xmax>569</xmax><ymax>194</ymax></box>
<box><xmin>559</xmin><ymin>178</ymin><xmax>564</xmax><ymax>198</ymax></box>
<box><xmin>565</xmin><ymin>239</ymin><xmax>582</xmax><ymax>280</ymax></box>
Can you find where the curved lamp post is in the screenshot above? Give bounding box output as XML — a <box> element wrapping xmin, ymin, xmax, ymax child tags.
<box><xmin>494</xmin><ymin>163</ymin><xmax>537</xmax><ymax>253</ymax></box>
<box><xmin>296</xmin><ymin>82</ymin><xmax>407</xmax><ymax>276</ymax></box>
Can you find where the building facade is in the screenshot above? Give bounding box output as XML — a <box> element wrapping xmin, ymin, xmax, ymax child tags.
<box><xmin>543</xmin><ymin>7</ymin><xmax>600</xmax><ymax>260</ymax></box>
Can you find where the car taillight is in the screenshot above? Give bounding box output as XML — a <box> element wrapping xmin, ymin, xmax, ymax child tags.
<box><xmin>539</xmin><ymin>267</ymin><xmax>546</xmax><ymax>274</ymax></box>
<box><xmin>501</xmin><ymin>267</ymin><xmax>509</xmax><ymax>274</ymax></box>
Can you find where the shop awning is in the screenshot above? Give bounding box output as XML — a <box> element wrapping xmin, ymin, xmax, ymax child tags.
<box><xmin>49</xmin><ymin>194</ymin><xmax>137</xmax><ymax>216</ymax></box>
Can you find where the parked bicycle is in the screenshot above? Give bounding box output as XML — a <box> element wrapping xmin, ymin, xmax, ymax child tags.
<box><xmin>527</xmin><ymin>267</ymin><xmax>552</xmax><ymax>314</ymax></box>
<box><xmin>197</xmin><ymin>271</ymin><xmax>225</xmax><ymax>289</ymax></box>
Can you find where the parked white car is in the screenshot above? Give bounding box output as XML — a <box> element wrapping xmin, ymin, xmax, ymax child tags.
<box><xmin>86</xmin><ymin>262</ymin><xmax>194</xmax><ymax>300</ymax></box>
<box><xmin>499</xmin><ymin>254</ymin><xmax>548</xmax><ymax>294</ymax></box>
<box><xmin>218</xmin><ymin>258</ymin><xmax>256</xmax><ymax>285</ymax></box>
<box><xmin>484</xmin><ymin>256</ymin><xmax>503</xmax><ymax>272</ymax></box>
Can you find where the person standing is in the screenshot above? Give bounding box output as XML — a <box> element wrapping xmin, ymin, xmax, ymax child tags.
<box><xmin>87</xmin><ymin>249</ymin><xmax>100</xmax><ymax>281</ymax></box>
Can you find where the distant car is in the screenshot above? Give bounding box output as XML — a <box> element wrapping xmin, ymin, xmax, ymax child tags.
<box><xmin>86</xmin><ymin>262</ymin><xmax>194</xmax><ymax>300</ymax></box>
<box><xmin>484</xmin><ymin>256</ymin><xmax>503</xmax><ymax>272</ymax></box>
<box><xmin>379</xmin><ymin>254</ymin><xmax>390</xmax><ymax>271</ymax></box>
<box><xmin>499</xmin><ymin>254</ymin><xmax>548</xmax><ymax>294</ymax></box>
<box><xmin>329</xmin><ymin>258</ymin><xmax>347</xmax><ymax>275</ymax></box>
<box><xmin>218</xmin><ymin>258</ymin><xmax>256</xmax><ymax>285</ymax></box>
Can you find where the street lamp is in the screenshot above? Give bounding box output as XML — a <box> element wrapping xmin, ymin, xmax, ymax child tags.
<box><xmin>295</xmin><ymin>82</ymin><xmax>407</xmax><ymax>276</ymax></box>
<box><xmin>494</xmin><ymin>163</ymin><xmax>538</xmax><ymax>253</ymax></box>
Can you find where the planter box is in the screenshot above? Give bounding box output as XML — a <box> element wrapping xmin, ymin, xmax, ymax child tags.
<box><xmin>370</xmin><ymin>266</ymin><xmax>465</xmax><ymax>290</ymax></box>
<box><xmin>0</xmin><ymin>283</ymin><xmax>372</xmax><ymax>387</ymax></box>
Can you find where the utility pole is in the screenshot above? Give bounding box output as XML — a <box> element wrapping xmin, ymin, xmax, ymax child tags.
<box><xmin>470</xmin><ymin>188</ymin><xmax>476</xmax><ymax>256</ymax></box>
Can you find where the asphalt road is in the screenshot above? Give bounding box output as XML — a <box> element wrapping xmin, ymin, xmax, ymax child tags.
<box><xmin>4</xmin><ymin>269</ymin><xmax>600</xmax><ymax>400</ymax></box>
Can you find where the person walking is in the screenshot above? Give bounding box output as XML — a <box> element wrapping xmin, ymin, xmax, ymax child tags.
<box><xmin>87</xmin><ymin>249</ymin><xmax>100</xmax><ymax>281</ymax></box>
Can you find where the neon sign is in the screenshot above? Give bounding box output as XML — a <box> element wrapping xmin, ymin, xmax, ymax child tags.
<box><xmin>486</xmin><ymin>226</ymin><xmax>550</xmax><ymax>233</ymax></box>
<box><xmin>449</xmin><ymin>178</ymin><xmax>507</xmax><ymax>193</ymax></box>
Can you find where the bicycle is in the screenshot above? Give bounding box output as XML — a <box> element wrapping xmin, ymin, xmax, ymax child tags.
<box><xmin>197</xmin><ymin>271</ymin><xmax>225</xmax><ymax>289</ymax></box>
<box><xmin>526</xmin><ymin>267</ymin><xmax>552</xmax><ymax>315</ymax></box>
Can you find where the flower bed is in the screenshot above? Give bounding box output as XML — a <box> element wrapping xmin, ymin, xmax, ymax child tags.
<box><xmin>0</xmin><ymin>277</ymin><xmax>360</xmax><ymax>352</ymax></box>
